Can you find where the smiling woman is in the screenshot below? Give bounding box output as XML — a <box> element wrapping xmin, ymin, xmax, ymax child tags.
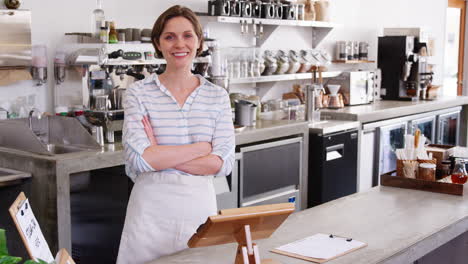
<box><xmin>116</xmin><ymin>5</ymin><xmax>235</xmax><ymax>264</ymax></box>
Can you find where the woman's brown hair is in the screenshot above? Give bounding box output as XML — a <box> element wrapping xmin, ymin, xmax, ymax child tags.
<box><xmin>151</xmin><ymin>5</ymin><xmax>204</xmax><ymax>58</ymax></box>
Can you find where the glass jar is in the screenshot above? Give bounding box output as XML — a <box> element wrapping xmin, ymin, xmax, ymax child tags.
<box><xmin>439</xmin><ymin>160</ymin><xmax>451</xmax><ymax>179</ymax></box>
<box><xmin>451</xmin><ymin>159</ymin><xmax>468</xmax><ymax>184</ymax></box>
<box><xmin>418</xmin><ymin>163</ymin><xmax>436</xmax><ymax>181</ymax></box>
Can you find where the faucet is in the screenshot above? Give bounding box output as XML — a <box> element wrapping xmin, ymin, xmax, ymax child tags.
<box><xmin>28</xmin><ymin>108</ymin><xmax>43</xmax><ymax>130</ymax></box>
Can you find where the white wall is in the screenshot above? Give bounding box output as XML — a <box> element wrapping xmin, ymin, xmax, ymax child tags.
<box><xmin>0</xmin><ymin>0</ymin><xmax>448</xmax><ymax>115</ymax></box>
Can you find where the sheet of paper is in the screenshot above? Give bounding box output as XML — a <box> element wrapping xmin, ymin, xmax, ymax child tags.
<box><xmin>275</xmin><ymin>233</ymin><xmax>365</xmax><ymax>260</ymax></box>
<box><xmin>15</xmin><ymin>199</ymin><xmax>54</xmax><ymax>263</ymax></box>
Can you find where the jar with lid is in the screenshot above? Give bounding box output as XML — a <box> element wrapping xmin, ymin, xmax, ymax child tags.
<box><xmin>439</xmin><ymin>160</ymin><xmax>451</xmax><ymax>179</ymax></box>
<box><xmin>418</xmin><ymin>163</ymin><xmax>436</xmax><ymax>181</ymax></box>
<box><xmin>451</xmin><ymin>158</ymin><xmax>468</xmax><ymax>184</ymax></box>
<box><xmin>287</xmin><ymin>50</ymin><xmax>301</xmax><ymax>74</ymax></box>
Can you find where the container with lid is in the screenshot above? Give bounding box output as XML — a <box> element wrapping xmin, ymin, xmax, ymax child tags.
<box><xmin>418</xmin><ymin>163</ymin><xmax>436</xmax><ymax>181</ymax></box>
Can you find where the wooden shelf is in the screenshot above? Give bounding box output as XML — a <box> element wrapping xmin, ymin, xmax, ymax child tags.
<box><xmin>332</xmin><ymin>60</ymin><xmax>375</xmax><ymax>64</ymax></box>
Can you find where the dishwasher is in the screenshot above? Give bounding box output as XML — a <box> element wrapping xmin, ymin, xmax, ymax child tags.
<box><xmin>308</xmin><ymin>129</ymin><xmax>358</xmax><ymax>207</ymax></box>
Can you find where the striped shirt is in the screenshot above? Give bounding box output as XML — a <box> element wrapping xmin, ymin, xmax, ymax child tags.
<box><xmin>123</xmin><ymin>74</ymin><xmax>235</xmax><ymax>182</ymax></box>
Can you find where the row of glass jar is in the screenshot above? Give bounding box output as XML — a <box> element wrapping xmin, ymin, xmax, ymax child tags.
<box><xmin>225</xmin><ymin>48</ymin><xmax>332</xmax><ymax>79</ymax></box>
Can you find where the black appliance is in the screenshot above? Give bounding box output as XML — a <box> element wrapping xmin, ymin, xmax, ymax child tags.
<box><xmin>308</xmin><ymin>130</ymin><xmax>358</xmax><ymax>207</ymax></box>
<box><xmin>208</xmin><ymin>0</ymin><xmax>231</xmax><ymax>16</ymax></box>
<box><xmin>378</xmin><ymin>36</ymin><xmax>428</xmax><ymax>101</ymax></box>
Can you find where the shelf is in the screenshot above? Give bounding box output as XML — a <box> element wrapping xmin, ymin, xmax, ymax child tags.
<box><xmin>197</xmin><ymin>14</ymin><xmax>339</xmax><ymax>48</ymax></box>
<box><xmin>198</xmin><ymin>15</ymin><xmax>339</xmax><ymax>28</ymax></box>
<box><xmin>103</xmin><ymin>57</ymin><xmax>211</xmax><ymax>66</ymax></box>
<box><xmin>230</xmin><ymin>72</ymin><xmax>341</xmax><ymax>84</ymax></box>
<box><xmin>332</xmin><ymin>60</ymin><xmax>375</xmax><ymax>64</ymax></box>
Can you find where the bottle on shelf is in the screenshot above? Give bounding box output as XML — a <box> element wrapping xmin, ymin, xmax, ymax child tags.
<box><xmin>451</xmin><ymin>158</ymin><xmax>468</xmax><ymax>184</ymax></box>
<box><xmin>92</xmin><ymin>0</ymin><xmax>105</xmax><ymax>39</ymax></box>
<box><xmin>108</xmin><ymin>21</ymin><xmax>118</xmax><ymax>44</ymax></box>
<box><xmin>99</xmin><ymin>22</ymin><xmax>108</xmax><ymax>44</ymax></box>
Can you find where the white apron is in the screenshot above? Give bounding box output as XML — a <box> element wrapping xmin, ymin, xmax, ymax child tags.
<box><xmin>116</xmin><ymin>172</ymin><xmax>217</xmax><ymax>264</ymax></box>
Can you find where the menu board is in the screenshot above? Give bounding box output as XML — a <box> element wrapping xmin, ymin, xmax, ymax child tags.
<box><xmin>14</xmin><ymin>199</ymin><xmax>54</xmax><ymax>263</ymax></box>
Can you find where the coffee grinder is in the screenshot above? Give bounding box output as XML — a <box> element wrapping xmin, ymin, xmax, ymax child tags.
<box><xmin>378</xmin><ymin>35</ymin><xmax>427</xmax><ymax>101</ymax></box>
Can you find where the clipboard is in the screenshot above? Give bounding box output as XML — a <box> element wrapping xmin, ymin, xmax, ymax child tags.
<box><xmin>8</xmin><ymin>192</ymin><xmax>75</xmax><ymax>264</ymax></box>
<box><xmin>271</xmin><ymin>233</ymin><xmax>367</xmax><ymax>263</ymax></box>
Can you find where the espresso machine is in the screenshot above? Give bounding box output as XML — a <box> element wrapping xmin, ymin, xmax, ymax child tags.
<box><xmin>56</xmin><ymin>43</ymin><xmax>211</xmax><ymax>143</ymax></box>
<box><xmin>377</xmin><ymin>35</ymin><xmax>433</xmax><ymax>100</ymax></box>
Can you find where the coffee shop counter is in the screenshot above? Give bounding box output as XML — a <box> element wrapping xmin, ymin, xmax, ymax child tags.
<box><xmin>0</xmin><ymin>119</ymin><xmax>310</xmax><ymax>254</ymax></box>
<box><xmin>320</xmin><ymin>96</ymin><xmax>468</xmax><ymax>123</ymax></box>
<box><xmin>149</xmin><ymin>185</ymin><xmax>468</xmax><ymax>264</ymax></box>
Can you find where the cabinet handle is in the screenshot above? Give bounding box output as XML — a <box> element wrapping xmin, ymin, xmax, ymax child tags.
<box><xmin>326</xmin><ymin>144</ymin><xmax>344</xmax><ymax>161</ymax></box>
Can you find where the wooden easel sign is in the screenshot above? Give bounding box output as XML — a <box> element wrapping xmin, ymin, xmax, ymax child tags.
<box><xmin>56</xmin><ymin>248</ymin><xmax>76</xmax><ymax>264</ymax></box>
<box><xmin>8</xmin><ymin>192</ymin><xmax>54</xmax><ymax>263</ymax></box>
<box><xmin>8</xmin><ymin>192</ymin><xmax>75</xmax><ymax>264</ymax></box>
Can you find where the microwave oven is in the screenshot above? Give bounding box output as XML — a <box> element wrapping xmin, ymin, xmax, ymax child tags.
<box><xmin>326</xmin><ymin>70</ymin><xmax>381</xmax><ymax>106</ymax></box>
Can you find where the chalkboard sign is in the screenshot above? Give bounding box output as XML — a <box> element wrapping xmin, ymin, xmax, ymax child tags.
<box><xmin>9</xmin><ymin>192</ymin><xmax>54</xmax><ymax>263</ymax></box>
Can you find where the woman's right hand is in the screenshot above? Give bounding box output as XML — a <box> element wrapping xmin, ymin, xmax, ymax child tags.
<box><xmin>142</xmin><ymin>115</ymin><xmax>157</xmax><ymax>146</ymax></box>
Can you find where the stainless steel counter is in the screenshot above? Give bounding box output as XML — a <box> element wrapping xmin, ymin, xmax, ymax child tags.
<box><xmin>235</xmin><ymin>120</ymin><xmax>309</xmax><ymax>145</ymax></box>
<box><xmin>321</xmin><ymin>96</ymin><xmax>468</xmax><ymax>123</ymax></box>
<box><xmin>149</xmin><ymin>185</ymin><xmax>468</xmax><ymax>264</ymax></box>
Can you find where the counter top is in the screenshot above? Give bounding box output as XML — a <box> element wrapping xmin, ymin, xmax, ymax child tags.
<box><xmin>0</xmin><ymin>143</ymin><xmax>123</xmax><ymax>162</ymax></box>
<box><xmin>149</xmin><ymin>185</ymin><xmax>468</xmax><ymax>264</ymax></box>
<box><xmin>321</xmin><ymin>96</ymin><xmax>468</xmax><ymax>123</ymax></box>
<box><xmin>234</xmin><ymin>120</ymin><xmax>309</xmax><ymax>145</ymax></box>
<box><xmin>308</xmin><ymin>120</ymin><xmax>360</xmax><ymax>135</ymax></box>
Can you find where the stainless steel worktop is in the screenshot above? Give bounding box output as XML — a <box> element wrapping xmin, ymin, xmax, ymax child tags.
<box><xmin>321</xmin><ymin>96</ymin><xmax>468</xmax><ymax>123</ymax></box>
<box><xmin>235</xmin><ymin>120</ymin><xmax>309</xmax><ymax>145</ymax></box>
<box><xmin>149</xmin><ymin>185</ymin><xmax>468</xmax><ymax>264</ymax></box>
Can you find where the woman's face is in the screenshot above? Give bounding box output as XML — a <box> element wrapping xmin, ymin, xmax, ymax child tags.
<box><xmin>157</xmin><ymin>16</ymin><xmax>200</xmax><ymax>69</ymax></box>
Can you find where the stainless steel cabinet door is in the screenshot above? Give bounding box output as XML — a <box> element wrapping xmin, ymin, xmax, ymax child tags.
<box><xmin>376</xmin><ymin>122</ymin><xmax>407</xmax><ymax>185</ymax></box>
<box><xmin>409</xmin><ymin>116</ymin><xmax>436</xmax><ymax>144</ymax></box>
<box><xmin>437</xmin><ymin>111</ymin><xmax>460</xmax><ymax>145</ymax></box>
<box><xmin>359</xmin><ymin>129</ymin><xmax>376</xmax><ymax>192</ymax></box>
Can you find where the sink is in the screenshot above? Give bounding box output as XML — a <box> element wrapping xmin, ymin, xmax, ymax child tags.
<box><xmin>0</xmin><ymin>116</ymin><xmax>101</xmax><ymax>155</ymax></box>
<box><xmin>45</xmin><ymin>144</ymin><xmax>90</xmax><ymax>155</ymax></box>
